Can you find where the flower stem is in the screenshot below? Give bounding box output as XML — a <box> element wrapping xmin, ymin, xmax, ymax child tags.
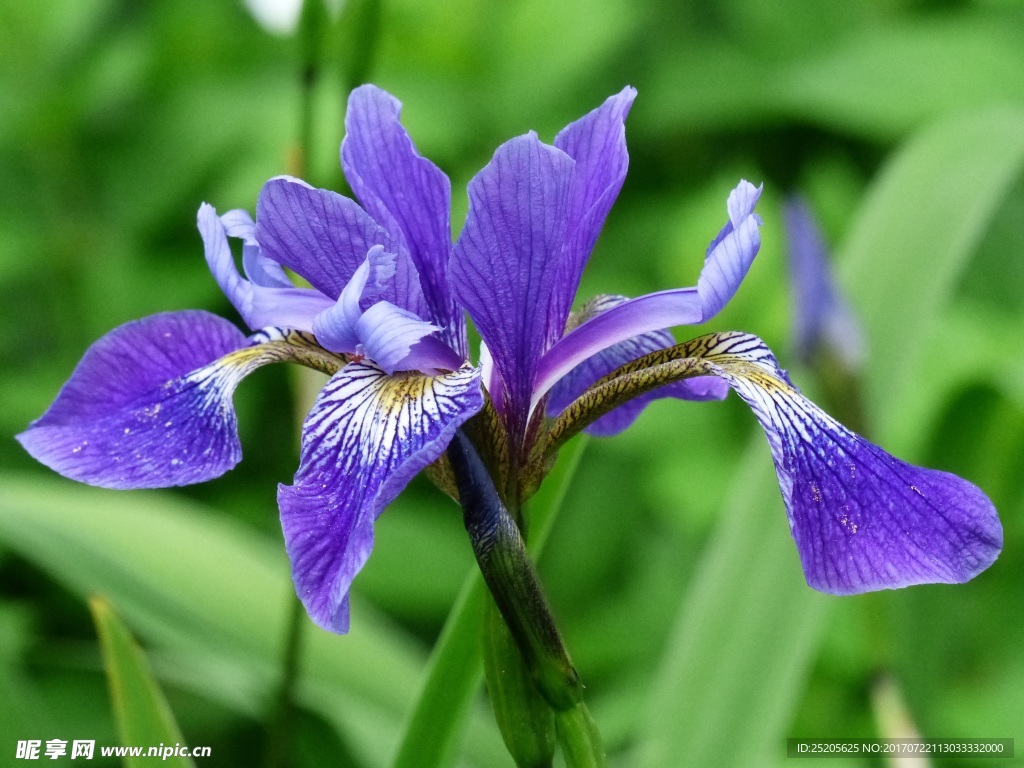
<box><xmin>389</xmin><ymin>437</ymin><xmax>588</xmax><ymax>768</ymax></box>
<box><xmin>447</xmin><ymin>430</ymin><xmax>582</xmax><ymax>711</ymax></box>
<box><xmin>481</xmin><ymin>598</ymin><xmax>556</xmax><ymax>768</ymax></box>
<box><xmin>555</xmin><ymin>704</ymin><xmax>607</xmax><ymax>768</ymax></box>
<box><xmin>447</xmin><ymin>430</ymin><xmax>606</xmax><ymax>766</ymax></box>
<box><xmin>340</xmin><ymin>0</ymin><xmax>383</xmax><ymax>93</ymax></box>
<box><xmin>293</xmin><ymin>0</ymin><xmax>327</xmax><ymax>179</ymax></box>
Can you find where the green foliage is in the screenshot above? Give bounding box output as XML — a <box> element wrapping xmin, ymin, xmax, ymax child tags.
<box><xmin>637</xmin><ymin>108</ymin><xmax>1024</xmax><ymax>765</ymax></box>
<box><xmin>90</xmin><ymin>596</ymin><xmax>197</xmax><ymax>768</ymax></box>
<box><xmin>1</xmin><ymin>1</ymin><xmax>1023</xmax><ymax>767</ymax></box>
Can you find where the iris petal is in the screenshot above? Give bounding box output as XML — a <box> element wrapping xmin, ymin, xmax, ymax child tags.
<box><xmin>540</xmin><ymin>330</ymin><xmax>1001</xmax><ymax>592</ymax></box>
<box><xmin>311</xmin><ymin>245</ymin><xmax>455</xmax><ymax>374</ymax></box>
<box><xmin>312</xmin><ymin>246</ymin><xmax>398</xmax><ymax>354</ymax></box>
<box><xmin>246</xmin><ymin>286</ymin><xmax>334</xmax><ymax>331</ymax></box>
<box><xmin>220</xmin><ymin>208</ymin><xmax>256</xmax><ymax>244</ymax></box>
<box><xmin>697</xmin><ymin>181</ymin><xmax>763</xmax><ymax>318</ymax></box>
<box><xmin>278</xmin><ymin>362</ymin><xmax>484</xmax><ymax>633</ymax></box>
<box><xmin>451</xmin><ymin>133</ymin><xmax>575</xmax><ymax>435</ymax></box>
<box><xmin>532</xmin><ymin>287</ymin><xmax>702</xmax><ymax>409</ymax></box>
<box><xmin>199</xmin><ymin>203</ymin><xmax>334</xmax><ymax>332</ymax></box>
<box><xmin>698</xmin><ymin>333</ymin><xmax>1002</xmax><ymax>593</ymax></box>
<box><xmin>355</xmin><ymin>302</ymin><xmax>441</xmax><ymax>374</ymax></box>
<box><xmin>219</xmin><ymin>209</ymin><xmax>292</xmax><ymax>291</ymax></box>
<box><xmin>17</xmin><ymin>312</ymin><xmax>250</xmax><ymax>489</ymax></box>
<box><xmin>255</xmin><ymin>177</ymin><xmax>429</xmax><ymax>318</ymax></box>
<box><xmin>551</xmin><ymin>86</ymin><xmax>636</xmax><ymax>326</ymax></box>
<box><xmin>342</xmin><ymin>85</ymin><xmax>465</xmax><ymax>356</ymax></box>
<box><xmin>784</xmin><ymin>195</ymin><xmax>865</xmax><ymax>368</ymax></box>
<box><xmin>199</xmin><ymin>203</ymin><xmax>251</xmax><ymax>320</ymax></box>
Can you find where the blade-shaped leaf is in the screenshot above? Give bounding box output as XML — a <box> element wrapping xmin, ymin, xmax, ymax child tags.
<box><xmin>0</xmin><ymin>604</ymin><xmax>53</xmax><ymax>756</ymax></box>
<box><xmin>837</xmin><ymin>107</ymin><xmax>1024</xmax><ymax>441</ymax></box>
<box><xmin>782</xmin><ymin>20</ymin><xmax>1024</xmax><ymax>142</ymax></box>
<box><xmin>89</xmin><ymin>596</ymin><xmax>197</xmax><ymax>768</ymax></box>
<box><xmin>0</xmin><ymin>475</ymin><xmax>491</xmax><ymax>767</ymax></box>
<box><xmin>636</xmin><ymin>447</ymin><xmax>830</xmax><ymax>767</ymax></box>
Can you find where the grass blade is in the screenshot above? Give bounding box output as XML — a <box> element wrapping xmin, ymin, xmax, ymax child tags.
<box><xmin>90</xmin><ymin>596</ymin><xmax>197</xmax><ymax>768</ymax></box>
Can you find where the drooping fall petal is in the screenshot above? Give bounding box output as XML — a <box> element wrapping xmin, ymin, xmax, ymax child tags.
<box><xmin>673</xmin><ymin>333</ymin><xmax>1000</xmax><ymax>592</ymax></box>
<box><xmin>18</xmin><ymin>312</ymin><xmax>264</xmax><ymax>489</ymax></box>
<box><xmin>278</xmin><ymin>362</ymin><xmax>484</xmax><ymax>632</ymax></box>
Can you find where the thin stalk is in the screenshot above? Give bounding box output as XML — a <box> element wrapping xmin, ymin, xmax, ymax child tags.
<box><xmin>340</xmin><ymin>0</ymin><xmax>383</xmax><ymax>93</ymax></box>
<box><xmin>263</xmin><ymin>599</ymin><xmax>307</xmax><ymax>768</ymax></box>
<box><xmin>265</xmin><ymin>5</ymin><xmax>326</xmax><ymax>765</ymax></box>
<box><xmin>555</xmin><ymin>704</ymin><xmax>606</xmax><ymax>768</ymax></box>
<box><xmin>293</xmin><ymin>0</ymin><xmax>325</xmax><ymax>180</ymax></box>
<box><xmin>447</xmin><ymin>431</ymin><xmax>581</xmax><ymax>711</ymax></box>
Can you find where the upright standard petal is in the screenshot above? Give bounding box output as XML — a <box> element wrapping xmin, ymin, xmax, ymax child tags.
<box><xmin>342</xmin><ymin>85</ymin><xmax>466</xmax><ymax>356</ymax></box>
<box><xmin>255</xmin><ymin>177</ymin><xmax>428</xmax><ymax>318</ymax></box>
<box><xmin>546</xmin><ymin>295</ymin><xmax>727</xmax><ymax>436</ymax></box>
<box><xmin>551</xmin><ymin>86</ymin><xmax>636</xmax><ymax>326</ymax></box>
<box><xmin>689</xmin><ymin>333</ymin><xmax>1002</xmax><ymax>593</ymax></box>
<box><xmin>278</xmin><ymin>362</ymin><xmax>484</xmax><ymax>633</ymax></box>
<box><xmin>17</xmin><ymin>312</ymin><xmax>250</xmax><ymax>489</ymax></box>
<box><xmin>784</xmin><ymin>195</ymin><xmax>865</xmax><ymax>368</ymax></box>
<box><xmin>451</xmin><ymin>134</ymin><xmax>575</xmax><ymax>435</ymax></box>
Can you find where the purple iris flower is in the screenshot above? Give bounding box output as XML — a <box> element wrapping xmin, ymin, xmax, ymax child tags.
<box><xmin>18</xmin><ymin>85</ymin><xmax>1002</xmax><ymax>638</ymax></box>
<box><xmin>452</xmin><ymin>88</ymin><xmax>756</xmax><ymax>442</ymax></box>
<box><xmin>450</xmin><ymin>88</ymin><xmax>1001</xmax><ymax>594</ymax></box>
<box><xmin>18</xmin><ymin>85</ymin><xmax>484</xmax><ymax>633</ymax></box>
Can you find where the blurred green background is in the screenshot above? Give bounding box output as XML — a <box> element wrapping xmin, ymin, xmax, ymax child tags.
<box><xmin>1</xmin><ymin>1</ymin><xmax>1023</xmax><ymax>766</ymax></box>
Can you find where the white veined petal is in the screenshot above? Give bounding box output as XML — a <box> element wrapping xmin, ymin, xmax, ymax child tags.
<box><xmin>279</xmin><ymin>362</ymin><xmax>484</xmax><ymax>633</ymax></box>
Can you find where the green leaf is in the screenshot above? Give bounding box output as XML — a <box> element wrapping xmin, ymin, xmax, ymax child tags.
<box><xmin>635</xmin><ymin>446</ymin><xmax>830</xmax><ymax>768</ymax></box>
<box><xmin>89</xmin><ymin>596</ymin><xmax>197</xmax><ymax>768</ymax></box>
<box><xmin>640</xmin><ymin>15</ymin><xmax>1024</xmax><ymax>143</ymax></box>
<box><xmin>390</xmin><ymin>575</ymin><xmax>489</xmax><ymax>768</ymax></box>
<box><xmin>0</xmin><ymin>475</ymin><xmax>460</xmax><ymax>767</ymax></box>
<box><xmin>390</xmin><ymin>437</ymin><xmax>588</xmax><ymax>768</ymax></box>
<box><xmin>883</xmin><ymin>305</ymin><xmax>1024</xmax><ymax>459</ymax></box>
<box><xmin>0</xmin><ymin>603</ymin><xmax>53</xmax><ymax>754</ymax></box>
<box><xmin>636</xmin><ymin>108</ymin><xmax>1024</xmax><ymax>767</ymax></box>
<box><xmin>837</xmin><ymin>107</ymin><xmax>1024</xmax><ymax>440</ymax></box>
